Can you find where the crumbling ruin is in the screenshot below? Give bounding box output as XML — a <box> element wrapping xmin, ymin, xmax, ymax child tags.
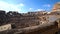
<box><xmin>0</xmin><ymin>10</ymin><xmax>59</xmax><ymax>34</ymax></box>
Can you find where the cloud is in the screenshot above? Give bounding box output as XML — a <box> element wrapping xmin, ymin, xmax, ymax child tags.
<box><xmin>29</xmin><ymin>8</ymin><xmax>33</xmax><ymax>10</ymax></box>
<box><xmin>19</xmin><ymin>3</ymin><xmax>24</xmax><ymax>6</ymax></box>
<box><xmin>29</xmin><ymin>8</ymin><xmax>32</xmax><ymax>10</ymax></box>
<box><xmin>28</xmin><ymin>8</ymin><xmax>34</xmax><ymax>11</ymax></box>
<box><xmin>0</xmin><ymin>1</ymin><xmax>24</xmax><ymax>12</ymax></box>
<box><xmin>43</xmin><ymin>4</ymin><xmax>51</xmax><ymax>7</ymax></box>
<box><xmin>35</xmin><ymin>9</ymin><xmax>44</xmax><ymax>11</ymax></box>
<box><xmin>17</xmin><ymin>3</ymin><xmax>24</xmax><ymax>7</ymax></box>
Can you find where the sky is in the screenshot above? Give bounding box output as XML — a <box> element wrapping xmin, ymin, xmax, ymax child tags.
<box><xmin>0</xmin><ymin>0</ymin><xmax>60</xmax><ymax>13</ymax></box>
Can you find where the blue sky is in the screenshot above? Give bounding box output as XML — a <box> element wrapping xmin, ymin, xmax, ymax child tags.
<box><xmin>0</xmin><ymin>0</ymin><xmax>60</xmax><ymax>13</ymax></box>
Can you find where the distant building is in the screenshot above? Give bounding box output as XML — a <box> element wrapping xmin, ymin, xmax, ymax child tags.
<box><xmin>28</xmin><ymin>11</ymin><xmax>47</xmax><ymax>16</ymax></box>
<box><xmin>50</xmin><ymin>2</ymin><xmax>60</xmax><ymax>15</ymax></box>
<box><xmin>52</xmin><ymin>2</ymin><xmax>60</xmax><ymax>12</ymax></box>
